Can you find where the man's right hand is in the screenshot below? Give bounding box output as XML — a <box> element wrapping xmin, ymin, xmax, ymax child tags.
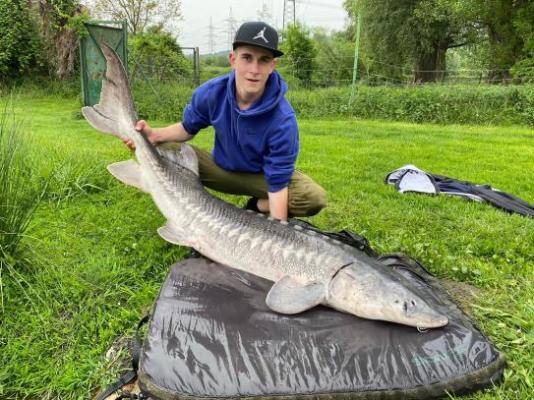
<box><xmin>122</xmin><ymin>121</ymin><xmax>192</xmax><ymax>151</ymax></box>
<box><xmin>122</xmin><ymin>120</ymin><xmax>157</xmax><ymax>151</ymax></box>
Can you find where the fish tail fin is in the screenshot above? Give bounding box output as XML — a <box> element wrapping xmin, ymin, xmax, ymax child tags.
<box><xmin>81</xmin><ymin>42</ymin><xmax>137</xmax><ymax>139</ymax></box>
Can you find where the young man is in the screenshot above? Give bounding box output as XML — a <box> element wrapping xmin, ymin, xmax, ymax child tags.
<box><xmin>125</xmin><ymin>21</ymin><xmax>326</xmax><ymax>221</ymax></box>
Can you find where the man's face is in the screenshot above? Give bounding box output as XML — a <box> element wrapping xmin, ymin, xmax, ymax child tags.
<box><xmin>229</xmin><ymin>45</ymin><xmax>276</xmax><ymax>100</ymax></box>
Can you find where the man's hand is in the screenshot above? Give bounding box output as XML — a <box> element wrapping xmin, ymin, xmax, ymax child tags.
<box><xmin>122</xmin><ymin>121</ymin><xmax>194</xmax><ymax>151</ymax></box>
<box><xmin>122</xmin><ymin>120</ymin><xmax>157</xmax><ymax>151</ymax></box>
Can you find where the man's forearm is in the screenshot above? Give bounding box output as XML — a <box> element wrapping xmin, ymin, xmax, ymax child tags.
<box><xmin>153</xmin><ymin>122</ymin><xmax>194</xmax><ymax>144</ymax></box>
<box><xmin>267</xmin><ymin>187</ymin><xmax>289</xmax><ymax>221</ymax></box>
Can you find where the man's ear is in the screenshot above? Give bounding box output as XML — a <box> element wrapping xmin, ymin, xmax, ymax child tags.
<box><xmin>229</xmin><ymin>51</ymin><xmax>236</xmax><ymax>68</ymax></box>
<box><xmin>268</xmin><ymin>58</ymin><xmax>277</xmax><ymax>73</ymax></box>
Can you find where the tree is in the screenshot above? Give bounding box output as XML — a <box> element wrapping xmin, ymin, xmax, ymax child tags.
<box><xmin>0</xmin><ymin>0</ymin><xmax>41</xmax><ymax>80</ymax></box>
<box><xmin>411</xmin><ymin>1</ymin><xmax>468</xmax><ymax>82</ymax></box>
<box><xmin>460</xmin><ymin>0</ymin><xmax>529</xmax><ymax>82</ymax></box>
<box><xmin>93</xmin><ymin>0</ymin><xmax>182</xmax><ymax>35</ymax></box>
<box><xmin>280</xmin><ymin>23</ymin><xmax>317</xmax><ymax>86</ymax></box>
<box><xmin>33</xmin><ymin>0</ymin><xmax>88</xmax><ymax>79</ymax></box>
<box><xmin>510</xmin><ymin>2</ymin><xmax>534</xmax><ymax>81</ymax></box>
<box><xmin>343</xmin><ymin>0</ymin><xmax>474</xmax><ymax>83</ymax></box>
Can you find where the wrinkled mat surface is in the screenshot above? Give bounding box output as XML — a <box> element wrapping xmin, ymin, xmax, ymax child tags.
<box><xmin>138</xmin><ymin>256</ymin><xmax>505</xmax><ymax>399</ymax></box>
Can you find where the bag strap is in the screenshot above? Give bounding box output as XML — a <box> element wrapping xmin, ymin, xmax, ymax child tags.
<box><xmin>95</xmin><ymin>315</ymin><xmax>150</xmax><ymax>400</ymax></box>
<box><xmin>131</xmin><ymin>315</ymin><xmax>149</xmax><ymax>370</ymax></box>
<box><xmin>94</xmin><ymin>370</ymin><xmax>138</xmax><ymax>400</ymax></box>
<box><xmin>288</xmin><ymin>218</ymin><xmax>377</xmax><ymax>257</ymax></box>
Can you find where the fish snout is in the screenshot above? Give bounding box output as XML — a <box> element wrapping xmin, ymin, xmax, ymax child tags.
<box><xmin>396</xmin><ymin>297</ymin><xmax>449</xmax><ymax>329</ymax></box>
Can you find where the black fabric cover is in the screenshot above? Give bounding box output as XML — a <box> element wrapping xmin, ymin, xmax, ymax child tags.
<box><xmin>386</xmin><ymin>165</ymin><xmax>534</xmax><ymax>217</ymax></box>
<box><xmin>138</xmin><ymin>255</ymin><xmax>505</xmax><ymax>400</ymax></box>
<box><xmin>432</xmin><ymin>174</ymin><xmax>534</xmax><ymax>217</ymax></box>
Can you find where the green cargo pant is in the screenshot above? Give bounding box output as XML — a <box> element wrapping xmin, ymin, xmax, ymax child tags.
<box><xmin>164</xmin><ymin>144</ymin><xmax>327</xmax><ymax>217</ymax></box>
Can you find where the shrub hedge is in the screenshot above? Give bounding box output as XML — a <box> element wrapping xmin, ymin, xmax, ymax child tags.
<box><xmin>7</xmin><ymin>77</ymin><xmax>534</xmax><ymax>127</ymax></box>
<box><xmin>132</xmin><ymin>81</ymin><xmax>534</xmax><ymax>126</ymax></box>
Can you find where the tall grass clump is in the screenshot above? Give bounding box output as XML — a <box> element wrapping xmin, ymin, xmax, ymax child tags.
<box><xmin>287</xmin><ymin>84</ymin><xmax>534</xmax><ymax>125</ymax></box>
<box><xmin>133</xmin><ymin>80</ymin><xmax>193</xmax><ymax>122</ymax></box>
<box><xmin>0</xmin><ymin>101</ymin><xmax>45</xmax><ymax>282</ymax></box>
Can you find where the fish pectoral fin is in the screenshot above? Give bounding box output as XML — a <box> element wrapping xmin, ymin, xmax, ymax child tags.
<box><xmin>157</xmin><ymin>222</ymin><xmax>192</xmax><ymax>247</ymax></box>
<box><xmin>157</xmin><ymin>144</ymin><xmax>199</xmax><ymax>176</ymax></box>
<box><xmin>107</xmin><ymin>160</ymin><xmax>149</xmax><ymax>192</ymax></box>
<box><xmin>266</xmin><ymin>276</ymin><xmax>325</xmax><ymax>314</ymax></box>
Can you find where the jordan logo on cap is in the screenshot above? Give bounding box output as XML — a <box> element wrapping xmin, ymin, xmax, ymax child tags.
<box><xmin>253</xmin><ymin>27</ymin><xmax>269</xmax><ymax>43</ymax></box>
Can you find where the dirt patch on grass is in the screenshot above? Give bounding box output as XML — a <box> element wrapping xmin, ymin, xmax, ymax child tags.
<box><xmin>442</xmin><ymin>278</ymin><xmax>483</xmax><ymax>314</ymax></box>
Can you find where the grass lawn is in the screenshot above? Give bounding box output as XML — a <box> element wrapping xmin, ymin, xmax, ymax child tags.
<box><xmin>0</xmin><ymin>92</ymin><xmax>533</xmax><ymax>399</ymax></box>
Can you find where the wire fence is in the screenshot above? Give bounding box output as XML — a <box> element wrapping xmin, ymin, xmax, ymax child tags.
<box><xmin>131</xmin><ymin>61</ymin><xmax>196</xmax><ymax>85</ymax></box>
<box><xmin>129</xmin><ymin>53</ymin><xmax>534</xmax><ymax>89</ymax></box>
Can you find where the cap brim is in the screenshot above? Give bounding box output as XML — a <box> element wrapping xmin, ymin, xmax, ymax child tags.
<box><xmin>233</xmin><ymin>41</ymin><xmax>284</xmax><ymax>58</ymax></box>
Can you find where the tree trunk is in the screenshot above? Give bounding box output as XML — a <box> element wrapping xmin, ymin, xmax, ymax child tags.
<box><xmin>413</xmin><ymin>44</ymin><xmax>447</xmax><ymax>84</ymax></box>
<box><xmin>55</xmin><ymin>27</ymin><xmax>79</xmax><ymax>80</ymax></box>
<box><xmin>33</xmin><ymin>1</ymin><xmax>84</xmax><ymax>80</ymax></box>
<box><xmin>486</xmin><ymin>26</ymin><xmax>516</xmax><ymax>83</ymax></box>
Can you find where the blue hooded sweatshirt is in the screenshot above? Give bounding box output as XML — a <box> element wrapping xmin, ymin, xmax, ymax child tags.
<box><xmin>181</xmin><ymin>70</ymin><xmax>299</xmax><ymax>193</ymax></box>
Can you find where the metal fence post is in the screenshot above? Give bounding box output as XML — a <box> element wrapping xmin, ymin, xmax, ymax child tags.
<box><xmin>349</xmin><ymin>13</ymin><xmax>361</xmax><ymax>107</ymax></box>
<box><xmin>194</xmin><ymin>47</ymin><xmax>200</xmax><ymax>86</ymax></box>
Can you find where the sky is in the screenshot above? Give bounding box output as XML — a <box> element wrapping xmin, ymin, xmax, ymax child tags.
<box><xmin>178</xmin><ymin>0</ymin><xmax>349</xmax><ymax>54</ymax></box>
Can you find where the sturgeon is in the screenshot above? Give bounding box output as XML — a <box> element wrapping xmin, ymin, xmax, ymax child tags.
<box><xmin>82</xmin><ymin>43</ymin><xmax>448</xmax><ymax>329</ymax></box>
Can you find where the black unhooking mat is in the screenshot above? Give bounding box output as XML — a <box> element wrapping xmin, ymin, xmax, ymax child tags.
<box><xmin>137</xmin><ymin>254</ymin><xmax>505</xmax><ymax>399</ymax></box>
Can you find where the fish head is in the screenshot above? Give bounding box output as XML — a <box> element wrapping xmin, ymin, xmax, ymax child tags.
<box><xmin>326</xmin><ymin>262</ymin><xmax>449</xmax><ymax>329</ymax></box>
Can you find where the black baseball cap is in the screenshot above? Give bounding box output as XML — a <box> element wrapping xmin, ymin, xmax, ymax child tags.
<box><xmin>233</xmin><ymin>21</ymin><xmax>284</xmax><ymax>58</ymax></box>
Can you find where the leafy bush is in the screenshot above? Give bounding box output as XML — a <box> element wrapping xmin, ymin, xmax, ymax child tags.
<box><xmin>201</xmin><ymin>54</ymin><xmax>230</xmax><ymax>68</ymax></box>
<box><xmin>0</xmin><ymin>0</ymin><xmax>42</xmax><ymax>80</ymax></box>
<box><xmin>129</xmin><ymin>27</ymin><xmax>192</xmax><ymax>84</ymax></box>
<box><xmin>200</xmin><ymin>66</ymin><xmax>231</xmax><ymax>83</ymax></box>
<box><xmin>280</xmin><ymin>23</ymin><xmax>317</xmax><ymax>87</ymax></box>
<box><xmin>5</xmin><ymin>76</ymin><xmax>80</xmax><ymax>99</ymax></box>
<box><xmin>312</xmin><ymin>29</ymin><xmax>355</xmax><ymax>88</ymax></box>
<box><xmin>133</xmin><ymin>80</ymin><xmax>193</xmax><ymax>121</ymax></box>
<box><xmin>511</xmin><ymin>58</ymin><xmax>534</xmax><ymax>83</ymax></box>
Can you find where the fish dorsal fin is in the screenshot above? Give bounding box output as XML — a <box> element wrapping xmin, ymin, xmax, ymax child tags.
<box><xmin>81</xmin><ymin>42</ymin><xmax>137</xmax><ymax>137</ymax></box>
<box><xmin>266</xmin><ymin>276</ymin><xmax>326</xmax><ymax>314</ymax></box>
<box><xmin>157</xmin><ymin>222</ymin><xmax>192</xmax><ymax>247</ymax></box>
<box><xmin>107</xmin><ymin>160</ymin><xmax>149</xmax><ymax>192</ymax></box>
<box><xmin>157</xmin><ymin>144</ymin><xmax>199</xmax><ymax>176</ymax></box>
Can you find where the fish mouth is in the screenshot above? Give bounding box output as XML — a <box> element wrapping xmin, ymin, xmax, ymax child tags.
<box><xmin>412</xmin><ymin>314</ymin><xmax>449</xmax><ymax>330</ymax></box>
<box><xmin>372</xmin><ymin>309</ymin><xmax>449</xmax><ymax>330</ymax></box>
<box><xmin>373</xmin><ymin>306</ymin><xmax>449</xmax><ymax>329</ymax></box>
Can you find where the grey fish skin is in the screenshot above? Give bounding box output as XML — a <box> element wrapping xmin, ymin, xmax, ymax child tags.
<box><xmin>82</xmin><ymin>43</ymin><xmax>448</xmax><ymax>329</ymax></box>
